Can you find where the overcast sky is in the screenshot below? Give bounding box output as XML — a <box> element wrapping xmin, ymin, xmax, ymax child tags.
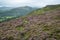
<box><xmin>0</xmin><ymin>0</ymin><xmax>60</xmax><ymax>7</ymax></box>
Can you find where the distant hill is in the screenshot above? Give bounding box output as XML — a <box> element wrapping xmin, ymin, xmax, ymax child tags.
<box><xmin>0</xmin><ymin>7</ymin><xmax>13</xmax><ymax>10</ymax></box>
<box><xmin>0</xmin><ymin>6</ymin><xmax>37</xmax><ymax>22</ymax></box>
<box><xmin>0</xmin><ymin>7</ymin><xmax>13</xmax><ymax>13</ymax></box>
<box><xmin>0</xmin><ymin>6</ymin><xmax>36</xmax><ymax>17</ymax></box>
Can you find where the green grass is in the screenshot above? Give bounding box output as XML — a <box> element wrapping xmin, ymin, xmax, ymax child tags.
<box><xmin>16</xmin><ymin>26</ymin><xmax>24</xmax><ymax>31</ymax></box>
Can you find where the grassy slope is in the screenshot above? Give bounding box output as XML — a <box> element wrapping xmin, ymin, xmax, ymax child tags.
<box><xmin>29</xmin><ymin>4</ymin><xmax>60</xmax><ymax>15</ymax></box>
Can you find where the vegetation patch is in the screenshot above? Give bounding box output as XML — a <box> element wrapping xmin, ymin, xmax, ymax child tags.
<box><xmin>16</xmin><ymin>26</ymin><xmax>24</xmax><ymax>31</ymax></box>
<box><xmin>24</xmin><ymin>32</ymin><xmax>31</xmax><ymax>40</ymax></box>
<box><xmin>54</xmin><ymin>15</ymin><xmax>60</xmax><ymax>20</ymax></box>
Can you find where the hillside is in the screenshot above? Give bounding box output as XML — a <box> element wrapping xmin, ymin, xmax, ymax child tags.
<box><xmin>29</xmin><ymin>4</ymin><xmax>60</xmax><ymax>15</ymax></box>
<box><xmin>0</xmin><ymin>5</ymin><xmax>60</xmax><ymax>40</ymax></box>
<box><xmin>0</xmin><ymin>7</ymin><xmax>13</xmax><ymax>11</ymax></box>
<box><xmin>0</xmin><ymin>6</ymin><xmax>36</xmax><ymax>22</ymax></box>
<box><xmin>0</xmin><ymin>6</ymin><xmax>36</xmax><ymax>17</ymax></box>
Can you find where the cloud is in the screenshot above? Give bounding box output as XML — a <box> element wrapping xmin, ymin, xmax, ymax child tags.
<box><xmin>0</xmin><ymin>0</ymin><xmax>60</xmax><ymax>7</ymax></box>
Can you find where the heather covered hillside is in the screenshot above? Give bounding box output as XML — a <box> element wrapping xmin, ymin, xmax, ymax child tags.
<box><xmin>0</xmin><ymin>4</ymin><xmax>60</xmax><ymax>40</ymax></box>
